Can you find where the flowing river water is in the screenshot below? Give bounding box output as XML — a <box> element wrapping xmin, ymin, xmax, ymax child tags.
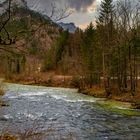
<box><xmin>0</xmin><ymin>83</ymin><xmax>140</xmax><ymax>140</ymax></box>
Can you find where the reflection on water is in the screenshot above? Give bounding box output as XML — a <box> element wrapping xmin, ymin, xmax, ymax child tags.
<box><xmin>0</xmin><ymin>83</ymin><xmax>140</xmax><ymax>140</ymax></box>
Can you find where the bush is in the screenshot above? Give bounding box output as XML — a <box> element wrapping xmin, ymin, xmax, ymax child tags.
<box><xmin>28</xmin><ymin>40</ymin><xmax>40</xmax><ymax>55</ymax></box>
<box><xmin>0</xmin><ymin>82</ymin><xmax>5</xmax><ymax>96</ymax></box>
<box><xmin>0</xmin><ymin>82</ymin><xmax>6</xmax><ymax>107</ymax></box>
<box><xmin>71</xmin><ymin>76</ymin><xmax>81</xmax><ymax>88</ymax></box>
<box><xmin>43</xmin><ymin>51</ymin><xmax>55</xmax><ymax>71</ymax></box>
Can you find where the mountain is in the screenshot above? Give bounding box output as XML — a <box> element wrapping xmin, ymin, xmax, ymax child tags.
<box><xmin>0</xmin><ymin>0</ymin><xmax>27</xmax><ymax>8</ymax></box>
<box><xmin>0</xmin><ymin>0</ymin><xmax>77</xmax><ymax>33</ymax></box>
<box><xmin>2</xmin><ymin>8</ymin><xmax>62</xmax><ymax>72</ymax></box>
<box><xmin>58</xmin><ymin>22</ymin><xmax>77</xmax><ymax>33</ymax></box>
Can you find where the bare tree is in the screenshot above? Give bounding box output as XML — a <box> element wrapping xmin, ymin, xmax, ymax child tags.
<box><xmin>0</xmin><ymin>0</ymin><xmax>17</xmax><ymax>45</ymax></box>
<box><xmin>115</xmin><ymin>0</ymin><xmax>140</xmax><ymax>95</ymax></box>
<box><xmin>0</xmin><ymin>0</ymin><xmax>72</xmax><ymax>46</ymax></box>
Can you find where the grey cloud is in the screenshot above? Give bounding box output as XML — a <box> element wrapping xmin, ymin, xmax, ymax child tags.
<box><xmin>26</xmin><ymin>0</ymin><xmax>96</xmax><ymax>12</ymax></box>
<box><xmin>67</xmin><ymin>0</ymin><xmax>95</xmax><ymax>11</ymax></box>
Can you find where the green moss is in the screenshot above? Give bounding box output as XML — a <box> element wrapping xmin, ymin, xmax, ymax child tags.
<box><xmin>97</xmin><ymin>100</ymin><xmax>140</xmax><ymax>116</ymax></box>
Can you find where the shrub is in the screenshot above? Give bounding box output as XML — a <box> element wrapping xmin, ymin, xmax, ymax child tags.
<box><xmin>71</xmin><ymin>76</ymin><xmax>81</xmax><ymax>88</ymax></box>
<box><xmin>0</xmin><ymin>82</ymin><xmax>5</xmax><ymax>96</ymax></box>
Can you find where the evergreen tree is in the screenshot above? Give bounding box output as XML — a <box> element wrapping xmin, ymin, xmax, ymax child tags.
<box><xmin>82</xmin><ymin>23</ymin><xmax>97</xmax><ymax>88</ymax></box>
<box><xmin>55</xmin><ymin>30</ymin><xmax>69</xmax><ymax>66</ymax></box>
<box><xmin>97</xmin><ymin>0</ymin><xmax>115</xmax><ymax>95</ymax></box>
<box><xmin>98</xmin><ymin>0</ymin><xmax>115</xmax><ymax>25</ymax></box>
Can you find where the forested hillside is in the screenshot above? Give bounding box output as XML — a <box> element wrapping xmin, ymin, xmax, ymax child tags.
<box><xmin>0</xmin><ymin>6</ymin><xmax>61</xmax><ymax>78</ymax></box>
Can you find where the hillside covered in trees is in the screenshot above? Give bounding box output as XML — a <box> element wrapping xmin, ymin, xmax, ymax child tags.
<box><xmin>0</xmin><ymin>5</ymin><xmax>62</xmax><ymax>78</ymax></box>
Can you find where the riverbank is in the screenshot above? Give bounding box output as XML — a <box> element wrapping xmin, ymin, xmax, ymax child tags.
<box><xmin>3</xmin><ymin>74</ymin><xmax>140</xmax><ymax>109</ymax></box>
<box><xmin>0</xmin><ymin>80</ymin><xmax>6</xmax><ymax>107</ymax></box>
<box><xmin>0</xmin><ymin>82</ymin><xmax>5</xmax><ymax>96</ymax></box>
<box><xmin>5</xmin><ymin>73</ymin><xmax>74</xmax><ymax>88</ymax></box>
<box><xmin>79</xmin><ymin>87</ymin><xmax>140</xmax><ymax>109</ymax></box>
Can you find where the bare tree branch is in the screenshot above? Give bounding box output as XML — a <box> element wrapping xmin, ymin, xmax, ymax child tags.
<box><xmin>0</xmin><ymin>0</ymin><xmax>17</xmax><ymax>45</ymax></box>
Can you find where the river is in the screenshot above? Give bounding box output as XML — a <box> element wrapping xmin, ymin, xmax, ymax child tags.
<box><xmin>0</xmin><ymin>83</ymin><xmax>140</xmax><ymax>140</ymax></box>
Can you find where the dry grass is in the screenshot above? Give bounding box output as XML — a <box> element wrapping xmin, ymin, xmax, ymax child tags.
<box><xmin>0</xmin><ymin>81</ymin><xmax>5</xmax><ymax>96</ymax></box>
<box><xmin>80</xmin><ymin>86</ymin><xmax>106</xmax><ymax>98</ymax></box>
<box><xmin>0</xmin><ymin>89</ymin><xmax>4</xmax><ymax>96</ymax></box>
<box><xmin>0</xmin><ymin>134</ymin><xmax>17</xmax><ymax>140</ymax></box>
<box><xmin>0</xmin><ymin>127</ymin><xmax>75</xmax><ymax>140</ymax></box>
<box><xmin>0</xmin><ymin>81</ymin><xmax>5</xmax><ymax>107</ymax></box>
<box><xmin>7</xmin><ymin>72</ymin><xmax>74</xmax><ymax>88</ymax></box>
<box><xmin>79</xmin><ymin>83</ymin><xmax>140</xmax><ymax>109</ymax></box>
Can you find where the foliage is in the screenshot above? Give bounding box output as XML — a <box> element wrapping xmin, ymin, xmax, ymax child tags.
<box><xmin>55</xmin><ymin>30</ymin><xmax>69</xmax><ymax>65</ymax></box>
<box><xmin>81</xmin><ymin>23</ymin><xmax>101</xmax><ymax>87</ymax></box>
<box><xmin>29</xmin><ymin>39</ymin><xmax>40</xmax><ymax>55</ymax></box>
<box><xmin>98</xmin><ymin>0</ymin><xmax>115</xmax><ymax>24</ymax></box>
<box><xmin>0</xmin><ymin>81</ymin><xmax>5</xmax><ymax>96</ymax></box>
<box><xmin>43</xmin><ymin>51</ymin><xmax>55</xmax><ymax>71</ymax></box>
<box><xmin>71</xmin><ymin>76</ymin><xmax>81</xmax><ymax>88</ymax></box>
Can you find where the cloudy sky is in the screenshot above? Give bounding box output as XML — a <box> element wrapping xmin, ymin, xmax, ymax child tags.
<box><xmin>26</xmin><ymin>0</ymin><xmax>101</xmax><ymax>29</ymax></box>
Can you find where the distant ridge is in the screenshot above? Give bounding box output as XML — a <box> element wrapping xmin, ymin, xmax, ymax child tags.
<box><xmin>58</xmin><ymin>22</ymin><xmax>77</xmax><ymax>33</ymax></box>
